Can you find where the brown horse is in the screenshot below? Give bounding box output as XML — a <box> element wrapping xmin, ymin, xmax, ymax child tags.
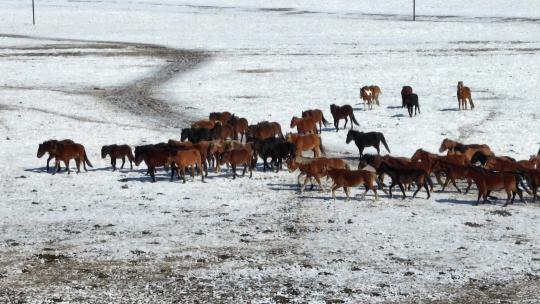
<box><xmin>457</xmin><ymin>81</ymin><xmax>474</xmax><ymax>110</ymax></box>
<box><xmin>168</xmin><ymin>139</ymin><xmax>210</xmax><ymax>176</ymax></box>
<box><xmin>466</xmin><ymin>166</ymin><xmax>523</xmax><ymax>206</ymax></box>
<box><xmin>134</xmin><ymin>144</ymin><xmax>171</xmax><ymax>182</ymax></box>
<box><xmin>433</xmin><ymin>161</ymin><xmax>473</xmax><ymax>193</ymax></box>
<box><xmin>302</xmin><ymin>109</ymin><xmax>329</xmax><ymax>133</ymax></box>
<box><xmin>521</xmin><ymin>169</ymin><xmax>540</xmax><ymax>202</ymax></box>
<box><xmin>377</xmin><ymin>162</ymin><xmax>432</xmax><ymax>199</ymax></box>
<box><xmin>168</xmin><ymin>149</ymin><xmax>204</xmax><ymax>183</ymax></box>
<box><xmin>228</xmin><ymin>115</ymin><xmax>249</xmax><ymax>141</ymax></box>
<box><xmin>410</xmin><ymin>149</ymin><xmax>446</xmax><ymax>187</ymax></box>
<box><xmin>211</xmin><ymin>123</ymin><xmax>235</xmax><ymax>141</ymax></box>
<box><xmin>191</xmin><ymin>119</ymin><xmax>215</xmax><ymax>129</ymax></box>
<box><xmin>286</xmin><ymin>133</ymin><xmax>325</xmax><ymax>158</ymax></box>
<box><xmin>438</xmin><ymin>138</ymin><xmax>493</xmax><ymax>161</ymax></box>
<box><xmin>46</xmin><ymin>142</ymin><xmax>93</xmax><ymax>175</ymax></box>
<box><xmin>209</xmin><ymin>111</ymin><xmax>232</xmax><ymax>125</ymax></box>
<box><xmin>401</xmin><ymin>86</ymin><xmax>413</xmax><ymax>108</ymax></box>
<box><xmin>330</xmin><ymin>104</ymin><xmax>359</xmax><ymax>132</ymax></box>
<box><xmin>219</xmin><ymin>148</ymin><xmax>253</xmax><ymax>179</ymax></box>
<box><xmin>360</xmin><ymin>85</ymin><xmax>381</xmax><ymax>109</ymax></box>
<box><xmin>326</xmin><ymin>168</ymin><xmax>380</xmax><ymax>201</ymax></box>
<box><xmin>290</xmin><ymin>116</ymin><xmax>318</xmax><ymax>134</ymax></box>
<box><xmin>37</xmin><ymin>139</ymin><xmax>75</xmax><ymax>172</ymax></box>
<box><xmin>101</xmin><ymin>144</ymin><xmax>134</xmax><ymax>171</ymax></box>
<box><xmin>286</xmin><ymin>157</ymin><xmax>348</xmax><ymax>192</ymax></box>
<box><xmin>247</xmin><ymin>121</ymin><xmax>283</xmax><ymax>141</ymax></box>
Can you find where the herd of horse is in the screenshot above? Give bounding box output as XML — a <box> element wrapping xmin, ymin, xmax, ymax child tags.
<box><xmin>36</xmin><ymin>83</ymin><xmax>540</xmax><ymax>206</ymax></box>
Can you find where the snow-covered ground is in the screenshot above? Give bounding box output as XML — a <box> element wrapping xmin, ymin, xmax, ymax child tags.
<box><xmin>1</xmin><ymin>1</ymin><xmax>540</xmax><ymax>303</ymax></box>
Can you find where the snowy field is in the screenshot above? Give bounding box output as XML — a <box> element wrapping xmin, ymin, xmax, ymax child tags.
<box><xmin>1</xmin><ymin>1</ymin><xmax>540</xmax><ymax>303</ymax></box>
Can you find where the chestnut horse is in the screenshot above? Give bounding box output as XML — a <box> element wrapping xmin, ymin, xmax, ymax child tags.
<box><xmin>401</xmin><ymin>86</ymin><xmax>413</xmax><ymax>108</ymax></box>
<box><xmin>290</xmin><ymin>116</ymin><xmax>318</xmax><ymax>134</ymax></box>
<box><xmin>191</xmin><ymin>119</ymin><xmax>215</xmax><ymax>129</ymax></box>
<box><xmin>286</xmin><ymin>133</ymin><xmax>325</xmax><ymax>158</ymax></box>
<box><xmin>209</xmin><ymin>111</ymin><xmax>232</xmax><ymax>125</ymax></box>
<box><xmin>465</xmin><ymin>166</ymin><xmax>523</xmax><ymax>206</ymax></box>
<box><xmin>37</xmin><ymin>139</ymin><xmax>75</xmax><ymax>172</ymax></box>
<box><xmin>219</xmin><ymin>148</ymin><xmax>253</xmax><ymax>179</ymax></box>
<box><xmin>457</xmin><ymin>81</ymin><xmax>474</xmax><ymax>110</ymax></box>
<box><xmin>326</xmin><ymin>168</ymin><xmax>380</xmax><ymax>201</ymax></box>
<box><xmin>44</xmin><ymin>141</ymin><xmax>93</xmax><ymax>175</ymax></box>
<box><xmin>302</xmin><ymin>109</ymin><xmax>329</xmax><ymax>133</ymax></box>
<box><xmin>168</xmin><ymin>149</ymin><xmax>204</xmax><ymax>183</ymax></box>
<box><xmin>287</xmin><ymin>157</ymin><xmax>348</xmax><ymax>192</ymax></box>
<box><xmin>247</xmin><ymin>121</ymin><xmax>283</xmax><ymax>141</ymax></box>
<box><xmin>438</xmin><ymin>138</ymin><xmax>493</xmax><ymax>161</ymax></box>
<box><xmin>330</xmin><ymin>104</ymin><xmax>359</xmax><ymax>132</ymax></box>
<box><xmin>228</xmin><ymin>115</ymin><xmax>249</xmax><ymax>141</ymax></box>
<box><xmin>101</xmin><ymin>144</ymin><xmax>134</xmax><ymax>171</ymax></box>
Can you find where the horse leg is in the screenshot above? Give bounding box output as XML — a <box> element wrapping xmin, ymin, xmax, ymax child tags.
<box><xmin>170</xmin><ymin>163</ymin><xmax>176</xmax><ymax>181</ymax></box>
<box><xmin>46</xmin><ymin>155</ymin><xmax>53</xmax><ymax>172</ymax></box>
<box><xmin>314</xmin><ymin>175</ymin><xmax>324</xmax><ymax>192</ymax></box>
<box><xmin>424</xmin><ymin>182</ymin><xmax>431</xmax><ymax>199</ymax></box>
<box><xmin>181</xmin><ymin>167</ymin><xmax>187</xmax><ymax>183</ymax></box>
<box><xmin>451</xmin><ymin>177</ymin><xmax>461</xmax><ymax>193</ymax></box>
<box><xmin>300</xmin><ymin>175</ymin><xmax>310</xmax><ymax>193</ymax></box>
<box><xmin>334</xmin><ymin>120</ymin><xmax>339</xmax><ymax>132</ymax></box>
<box><xmin>242</xmin><ymin>163</ymin><xmax>247</xmax><ymax>176</ymax></box>
<box><xmin>53</xmin><ymin>159</ymin><xmax>60</xmax><ymax>175</ymax></box>
<box><xmin>232</xmin><ymin>164</ymin><xmax>237</xmax><ymax>179</ymax></box>
<box><xmin>75</xmin><ymin>158</ymin><xmax>81</xmax><ymax>174</ymax></box>
<box><xmin>331</xmin><ymin>184</ymin><xmax>339</xmax><ymax>200</ymax></box>
<box><xmin>65</xmin><ymin>159</ymin><xmax>71</xmax><ymax>174</ymax></box>
<box><xmin>150</xmin><ymin>166</ymin><xmax>156</xmax><ymax>182</ymax></box>
<box><xmin>398</xmin><ymin>183</ymin><xmax>406</xmax><ymax>199</ymax></box>
<box><xmin>388</xmin><ymin>182</ymin><xmax>394</xmax><ymax>198</ymax></box>
<box><xmin>344</xmin><ymin>117</ymin><xmax>348</xmax><ymax>130</ymax></box>
<box><xmin>190</xmin><ymin>165</ymin><xmax>196</xmax><ymax>181</ymax></box>
<box><xmin>464</xmin><ymin>178</ymin><xmax>473</xmax><ymax>194</ymax></box>
<box><xmin>375</xmin><ymin>145</ymin><xmax>380</xmax><ymax>155</ymax></box>
<box><xmin>121</xmin><ymin>157</ymin><xmax>126</xmax><ymax>169</ymax></box>
<box><xmin>344</xmin><ymin>187</ymin><xmax>350</xmax><ymax>201</ymax></box>
<box><xmin>412</xmin><ymin>183</ymin><xmax>421</xmax><ymax>198</ymax></box>
<box><xmin>111</xmin><ymin>158</ymin><xmax>116</xmax><ymax>171</ymax></box>
<box><xmin>503</xmin><ymin>191</ymin><xmax>512</xmax><ymax>207</ymax></box>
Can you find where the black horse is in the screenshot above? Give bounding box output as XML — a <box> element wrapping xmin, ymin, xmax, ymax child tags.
<box><xmin>403</xmin><ymin>93</ymin><xmax>420</xmax><ymax>117</ymax></box>
<box><xmin>180</xmin><ymin>128</ymin><xmax>212</xmax><ymax>143</ymax></box>
<box><xmin>377</xmin><ymin>162</ymin><xmax>432</xmax><ymax>199</ymax></box>
<box><xmin>346</xmin><ymin>130</ymin><xmax>390</xmax><ymax>157</ymax></box>
<box><xmin>258</xmin><ymin>138</ymin><xmax>296</xmax><ymax>172</ymax></box>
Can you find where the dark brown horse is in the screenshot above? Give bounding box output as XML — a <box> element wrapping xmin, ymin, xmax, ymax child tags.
<box><xmin>191</xmin><ymin>119</ymin><xmax>215</xmax><ymax>129</ymax></box>
<box><xmin>457</xmin><ymin>81</ymin><xmax>474</xmax><ymax>110</ymax></box>
<box><xmin>247</xmin><ymin>121</ymin><xmax>283</xmax><ymax>141</ymax></box>
<box><xmin>211</xmin><ymin>123</ymin><xmax>235</xmax><ymax>141</ymax></box>
<box><xmin>209</xmin><ymin>111</ymin><xmax>232</xmax><ymax>125</ymax></box>
<box><xmin>330</xmin><ymin>104</ymin><xmax>359</xmax><ymax>132</ymax></box>
<box><xmin>134</xmin><ymin>144</ymin><xmax>171</xmax><ymax>182</ymax></box>
<box><xmin>37</xmin><ymin>139</ymin><xmax>75</xmax><ymax>172</ymax></box>
<box><xmin>401</xmin><ymin>86</ymin><xmax>413</xmax><ymax>108</ymax></box>
<box><xmin>302</xmin><ymin>109</ymin><xmax>329</xmax><ymax>133</ymax></box>
<box><xmin>101</xmin><ymin>144</ymin><xmax>134</xmax><ymax>171</ymax></box>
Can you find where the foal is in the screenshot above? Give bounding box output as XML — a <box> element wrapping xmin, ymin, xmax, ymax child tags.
<box><xmin>101</xmin><ymin>144</ymin><xmax>134</xmax><ymax>171</ymax></box>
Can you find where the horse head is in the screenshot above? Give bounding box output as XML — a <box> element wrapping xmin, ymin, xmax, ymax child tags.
<box><xmin>290</xmin><ymin>117</ymin><xmax>298</xmax><ymax>128</ymax></box>
<box><xmin>101</xmin><ymin>145</ymin><xmax>110</xmax><ymax>159</ymax></box>
<box><xmin>439</xmin><ymin>138</ymin><xmax>452</xmax><ymax>153</ymax></box>
<box><xmin>37</xmin><ymin>143</ymin><xmax>46</xmax><ymax>158</ymax></box>
<box><xmin>345</xmin><ymin>130</ymin><xmax>354</xmax><ymax>144</ymax></box>
<box><xmin>180</xmin><ymin>129</ymin><xmax>190</xmax><ymax>141</ymax></box>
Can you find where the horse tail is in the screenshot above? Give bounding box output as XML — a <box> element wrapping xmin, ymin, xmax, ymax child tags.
<box><xmin>321</xmin><ymin>114</ymin><xmax>330</xmax><ymax>126</ymax></box>
<box><xmin>514</xmin><ymin>172</ymin><xmax>532</xmax><ymax>195</ymax></box>
<box><xmin>469</xmin><ymin>96</ymin><xmax>475</xmax><ymax>110</ymax></box>
<box><xmin>350</xmin><ymin>112</ymin><xmax>360</xmax><ymax>126</ymax></box>
<box><xmin>83</xmin><ymin>148</ymin><xmax>93</xmax><ymax>168</ymax></box>
<box><xmin>319</xmin><ymin>136</ymin><xmax>326</xmax><ymax>156</ymax></box>
<box><xmin>426</xmin><ymin>173</ymin><xmax>434</xmax><ymax>190</ymax></box>
<box><xmin>380</xmin><ymin>134</ymin><xmax>391</xmax><ymax>153</ymax></box>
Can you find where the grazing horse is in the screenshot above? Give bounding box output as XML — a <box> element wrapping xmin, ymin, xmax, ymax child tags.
<box><xmin>181</xmin><ymin>127</ymin><xmax>213</xmax><ymax>143</ymax></box>
<box><xmin>228</xmin><ymin>115</ymin><xmax>249</xmax><ymax>141</ymax></box>
<box><xmin>325</xmin><ymin>168</ymin><xmax>380</xmax><ymax>201</ymax></box>
<box><xmin>346</xmin><ymin>130</ymin><xmax>390</xmax><ymax>157</ymax></box>
<box><xmin>46</xmin><ymin>142</ymin><xmax>93</xmax><ymax>175</ymax></box>
<box><xmin>378</xmin><ymin>162</ymin><xmax>432</xmax><ymax>199</ymax></box>
<box><xmin>286</xmin><ymin>133</ymin><xmax>325</xmax><ymax>158</ymax></box>
<box><xmin>302</xmin><ymin>109</ymin><xmax>329</xmax><ymax>133</ymax></box>
<box><xmin>168</xmin><ymin>149</ymin><xmax>204</xmax><ymax>183</ymax></box>
<box><xmin>403</xmin><ymin>93</ymin><xmax>420</xmax><ymax>117</ymax></box>
<box><xmin>330</xmin><ymin>104</ymin><xmax>359</xmax><ymax>132</ymax></box>
<box><xmin>360</xmin><ymin>85</ymin><xmax>381</xmax><ymax>109</ymax></box>
<box><xmin>191</xmin><ymin>119</ymin><xmax>215</xmax><ymax>129</ymax></box>
<box><xmin>286</xmin><ymin>157</ymin><xmax>348</xmax><ymax>192</ymax></box>
<box><xmin>438</xmin><ymin>138</ymin><xmax>493</xmax><ymax>161</ymax></box>
<box><xmin>134</xmin><ymin>144</ymin><xmax>171</xmax><ymax>182</ymax></box>
<box><xmin>465</xmin><ymin>166</ymin><xmax>523</xmax><ymax>206</ymax></box>
<box><xmin>209</xmin><ymin>111</ymin><xmax>232</xmax><ymax>125</ymax></box>
<box><xmin>37</xmin><ymin>139</ymin><xmax>75</xmax><ymax>172</ymax></box>
<box><xmin>290</xmin><ymin>116</ymin><xmax>318</xmax><ymax>134</ymax></box>
<box><xmin>247</xmin><ymin>121</ymin><xmax>283</xmax><ymax>141</ymax></box>
<box><xmin>219</xmin><ymin>148</ymin><xmax>253</xmax><ymax>179</ymax></box>
<box><xmin>101</xmin><ymin>144</ymin><xmax>134</xmax><ymax>171</ymax></box>
<box><xmin>401</xmin><ymin>86</ymin><xmax>413</xmax><ymax>108</ymax></box>
<box><xmin>457</xmin><ymin>81</ymin><xmax>474</xmax><ymax>110</ymax></box>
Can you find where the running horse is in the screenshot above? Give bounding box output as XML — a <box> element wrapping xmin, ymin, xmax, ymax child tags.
<box><xmin>457</xmin><ymin>81</ymin><xmax>474</xmax><ymax>110</ymax></box>
<box><xmin>438</xmin><ymin>138</ymin><xmax>493</xmax><ymax>162</ymax></box>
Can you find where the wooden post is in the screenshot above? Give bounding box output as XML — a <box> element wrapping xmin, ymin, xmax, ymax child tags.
<box><xmin>413</xmin><ymin>0</ymin><xmax>416</xmax><ymax>21</ymax></box>
<box><xmin>32</xmin><ymin>0</ymin><xmax>35</xmax><ymax>25</ymax></box>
